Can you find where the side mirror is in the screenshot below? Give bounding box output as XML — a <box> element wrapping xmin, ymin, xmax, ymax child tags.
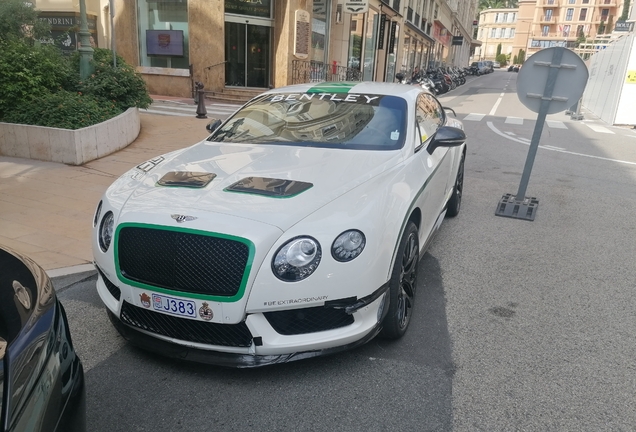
<box><xmin>442</xmin><ymin>106</ymin><xmax>456</xmax><ymax>117</ymax></box>
<box><xmin>206</xmin><ymin>119</ymin><xmax>222</xmax><ymax>133</ymax></box>
<box><xmin>428</xmin><ymin>126</ymin><xmax>466</xmax><ymax>154</ymax></box>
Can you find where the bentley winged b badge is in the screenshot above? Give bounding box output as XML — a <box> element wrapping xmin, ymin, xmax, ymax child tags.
<box><xmin>171</xmin><ymin>214</ymin><xmax>197</xmax><ymax>223</ymax></box>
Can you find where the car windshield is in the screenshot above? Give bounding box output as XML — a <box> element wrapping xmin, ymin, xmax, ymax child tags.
<box><xmin>208</xmin><ymin>92</ymin><xmax>407</xmax><ymax>151</ymax></box>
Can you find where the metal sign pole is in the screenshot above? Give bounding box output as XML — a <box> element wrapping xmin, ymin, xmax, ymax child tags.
<box><xmin>515</xmin><ymin>47</ymin><xmax>564</xmax><ymax>202</ymax></box>
<box><xmin>110</xmin><ymin>0</ymin><xmax>116</xmax><ymax>68</ymax></box>
<box><xmin>495</xmin><ymin>46</ymin><xmax>587</xmax><ymax>221</ymax></box>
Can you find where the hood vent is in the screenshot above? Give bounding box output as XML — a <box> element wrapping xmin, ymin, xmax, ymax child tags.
<box><xmin>225</xmin><ymin>177</ymin><xmax>313</xmax><ymax>198</ymax></box>
<box><xmin>157</xmin><ymin>171</ymin><xmax>216</xmax><ymax>188</ymax></box>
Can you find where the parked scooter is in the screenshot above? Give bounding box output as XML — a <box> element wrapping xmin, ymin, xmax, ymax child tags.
<box><xmin>395</xmin><ymin>72</ymin><xmax>437</xmax><ymax>95</ymax></box>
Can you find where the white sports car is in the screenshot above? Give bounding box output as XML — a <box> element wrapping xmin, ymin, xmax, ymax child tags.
<box><xmin>92</xmin><ymin>82</ymin><xmax>466</xmax><ymax>367</ymax></box>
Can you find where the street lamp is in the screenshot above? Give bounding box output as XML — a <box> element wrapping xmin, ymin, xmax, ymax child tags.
<box><xmin>78</xmin><ymin>0</ymin><xmax>94</xmax><ymax>80</ymax></box>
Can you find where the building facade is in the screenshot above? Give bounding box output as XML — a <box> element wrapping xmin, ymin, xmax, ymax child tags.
<box><xmin>511</xmin><ymin>0</ymin><xmax>625</xmax><ymax>60</ymax></box>
<box><xmin>33</xmin><ymin>0</ymin><xmax>478</xmax><ymax>98</ymax></box>
<box><xmin>475</xmin><ymin>7</ymin><xmax>519</xmax><ymax>61</ymax></box>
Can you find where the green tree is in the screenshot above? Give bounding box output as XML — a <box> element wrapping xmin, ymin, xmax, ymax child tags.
<box><xmin>518</xmin><ymin>49</ymin><xmax>526</xmax><ymax>64</ymax></box>
<box><xmin>598</xmin><ymin>20</ymin><xmax>606</xmax><ymax>34</ymax></box>
<box><xmin>496</xmin><ymin>53</ymin><xmax>508</xmax><ymax>66</ymax></box>
<box><xmin>0</xmin><ymin>0</ymin><xmax>50</xmax><ymax>42</ymax></box>
<box><xmin>496</xmin><ymin>43</ymin><xmax>502</xmax><ymax>57</ymax></box>
<box><xmin>621</xmin><ymin>0</ymin><xmax>631</xmax><ymax>21</ymax></box>
<box><xmin>0</xmin><ymin>39</ymin><xmax>73</xmax><ymax>118</ymax></box>
<box><xmin>606</xmin><ymin>15</ymin><xmax>614</xmax><ymax>33</ymax></box>
<box><xmin>575</xmin><ymin>28</ymin><xmax>587</xmax><ymax>47</ymax></box>
<box><xmin>479</xmin><ymin>0</ymin><xmax>517</xmax><ymax>10</ymax></box>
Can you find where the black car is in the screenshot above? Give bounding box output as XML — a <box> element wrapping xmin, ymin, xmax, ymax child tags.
<box><xmin>1</xmin><ymin>246</ymin><xmax>85</xmax><ymax>432</ymax></box>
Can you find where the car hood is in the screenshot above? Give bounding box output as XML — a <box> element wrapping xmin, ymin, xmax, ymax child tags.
<box><xmin>118</xmin><ymin>141</ymin><xmax>403</xmax><ymax>230</ymax></box>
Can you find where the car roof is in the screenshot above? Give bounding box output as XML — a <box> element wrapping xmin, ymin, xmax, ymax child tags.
<box><xmin>263</xmin><ymin>82</ymin><xmax>424</xmax><ymax>104</ymax></box>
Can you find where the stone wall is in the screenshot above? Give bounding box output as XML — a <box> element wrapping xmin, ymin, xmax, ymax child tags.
<box><xmin>0</xmin><ymin>108</ymin><xmax>140</xmax><ymax>166</ymax></box>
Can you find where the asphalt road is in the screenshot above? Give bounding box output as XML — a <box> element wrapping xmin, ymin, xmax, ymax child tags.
<box><xmin>54</xmin><ymin>71</ymin><xmax>636</xmax><ymax>431</ymax></box>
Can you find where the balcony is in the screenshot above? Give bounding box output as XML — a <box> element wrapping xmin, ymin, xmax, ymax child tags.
<box><xmin>596</xmin><ymin>0</ymin><xmax>617</xmax><ymax>6</ymax></box>
<box><xmin>542</xmin><ymin>0</ymin><xmax>558</xmax><ymax>5</ymax></box>
<box><xmin>537</xmin><ymin>32</ymin><xmax>577</xmax><ymax>40</ymax></box>
<box><xmin>540</xmin><ymin>16</ymin><xmax>555</xmax><ymax>23</ymax></box>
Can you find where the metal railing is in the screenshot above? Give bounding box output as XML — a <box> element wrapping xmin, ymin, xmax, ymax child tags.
<box><xmin>291</xmin><ymin>60</ymin><xmax>363</xmax><ymax>84</ymax></box>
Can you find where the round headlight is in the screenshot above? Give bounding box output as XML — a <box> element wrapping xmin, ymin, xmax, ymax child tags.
<box><xmin>93</xmin><ymin>200</ymin><xmax>102</xmax><ymax>227</ymax></box>
<box><xmin>272</xmin><ymin>236</ymin><xmax>321</xmax><ymax>282</ymax></box>
<box><xmin>331</xmin><ymin>230</ymin><xmax>366</xmax><ymax>262</ymax></box>
<box><xmin>99</xmin><ymin>211</ymin><xmax>114</xmax><ymax>252</ymax></box>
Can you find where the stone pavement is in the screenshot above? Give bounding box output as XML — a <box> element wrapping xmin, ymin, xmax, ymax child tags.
<box><xmin>0</xmin><ymin>111</ymin><xmax>212</xmax><ymax>277</ymax></box>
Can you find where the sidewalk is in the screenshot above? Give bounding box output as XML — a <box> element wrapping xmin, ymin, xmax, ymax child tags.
<box><xmin>0</xmin><ymin>110</ymin><xmax>211</xmax><ymax>277</ymax></box>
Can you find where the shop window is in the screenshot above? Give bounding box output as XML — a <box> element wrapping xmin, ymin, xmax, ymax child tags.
<box><xmin>137</xmin><ymin>0</ymin><xmax>189</xmax><ymax>69</ymax></box>
<box><xmin>362</xmin><ymin>9</ymin><xmax>379</xmax><ymax>81</ymax></box>
<box><xmin>348</xmin><ymin>14</ymin><xmax>364</xmax><ymax>71</ymax></box>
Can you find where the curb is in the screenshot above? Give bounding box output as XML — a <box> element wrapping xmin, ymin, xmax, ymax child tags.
<box><xmin>47</xmin><ymin>264</ymin><xmax>98</xmax><ymax>290</ymax></box>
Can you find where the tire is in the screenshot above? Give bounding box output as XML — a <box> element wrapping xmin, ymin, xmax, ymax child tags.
<box><xmin>446</xmin><ymin>153</ymin><xmax>465</xmax><ymax>217</ymax></box>
<box><xmin>380</xmin><ymin>221</ymin><xmax>419</xmax><ymax>339</ymax></box>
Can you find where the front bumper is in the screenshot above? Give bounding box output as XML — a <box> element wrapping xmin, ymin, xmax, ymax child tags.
<box><xmin>98</xmin><ymin>271</ymin><xmax>390</xmax><ymax>367</ymax></box>
<box><xmin>108</xmin><ymin>309</ymin><xmax>383</xmax><ymax>368</ymax></box>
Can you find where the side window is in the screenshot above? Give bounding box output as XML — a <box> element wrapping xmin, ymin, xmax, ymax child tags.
<box><xmin>415</xmin><ymin>94</ymin><xmax>444</xmax><ymax>147</ymax></box>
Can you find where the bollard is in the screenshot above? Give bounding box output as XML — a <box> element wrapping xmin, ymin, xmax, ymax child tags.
<box><xmin>195</xmin><ymin>82</ymin><xmax>207</xmax><ymax>119</ymax></box>
<box><xmin>569</xmin><ymin>98</ymin><xmax>583</xmax><ymax>121</ymax></box>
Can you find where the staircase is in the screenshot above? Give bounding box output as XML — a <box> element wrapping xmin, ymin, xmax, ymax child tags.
<box><xmin>204</xmin><ymin>87</ymin><xmax>265</xmax><ymax>104</ymax></box>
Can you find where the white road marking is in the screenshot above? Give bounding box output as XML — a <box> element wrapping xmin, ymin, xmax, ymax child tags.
<box><xmin>546</xmin><ymin>120</ymin><xmax>568</xmax><ymax>129</ymax></box>
<box><xmin>543</xmin><ymin>145</ymin><xmax>566</xmax><ymax>150</ymax></box>
<box><xmin>464</xmin><ymin>113</ymin><xmax>486</xmax><ymax>121</ymax></box>
<box><xmin>585</xmin><ymin>124</ymin><xmax>615</xmax><ymax>134</ymax></box>
<box><xmin>505</xmin><ymin>117</ymin><xmax>524</xmax><ymax>125</ymax></box>
<box><xmin>489</xmin><ymin>96</ymin><xmax>503</xmax><ymax>116</ymax></box>
<box><xmin>487</xmin><ymin>121</ymin><xmax>636</xmax><ymax>166</ymax></box>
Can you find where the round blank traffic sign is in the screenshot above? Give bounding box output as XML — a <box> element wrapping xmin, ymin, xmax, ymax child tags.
<box><xmin>517</xmin><ymin>47</ymin><xmax>589</xmax><ymax>114</ymax></box>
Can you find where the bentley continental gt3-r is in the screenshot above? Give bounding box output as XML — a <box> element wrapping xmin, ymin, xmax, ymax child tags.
<box><xmin>92</xmin><ymin>82</ymin><xmax>467</xmax><ymax>367</ymax></box>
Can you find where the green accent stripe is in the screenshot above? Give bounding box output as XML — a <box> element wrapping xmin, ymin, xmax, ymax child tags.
<box><xmin>114</xmin><ymin>223</ymin><xmax>255</xmax><ymax>303</ymax></box>
<box><xmin>390</xmin><ymin>150</ymin><xmax>450</xmax><ymax>273</ymax></box>
<box><xmin>223</xmin><ymin>186</ymin><xmax>312</xmax><ymax>199</ymax></box>
<box><xmin>307</xmin><ymin>82</ymin><xmax>358</xmax><ymax>93</ymax></box>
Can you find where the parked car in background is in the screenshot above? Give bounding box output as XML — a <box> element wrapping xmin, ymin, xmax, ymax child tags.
<box><xmin>470</xmin><ymin>61</ymin><xmax>490</xmax><ymax>75</ymax></box>
<box><xmin>1</xmin><ymin>246</ymin><xmax>85</xmax><ymax>432</ymax></box>
<box><xmin>93</xmin><ymin>82</ymin><xmax>467</xmax><ymax>368</ymax></box>
<box><xmin>493</xmin><ymin>61</ymin><xmax>501</xmax><ymax>69</ymax></box>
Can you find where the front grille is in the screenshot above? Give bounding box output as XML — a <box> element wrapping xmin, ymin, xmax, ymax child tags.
<box><xmin>117</xmin><ymin>226</ymin><xmax>249</xmax><ymax>296</ymax></box>
<box><xmin>264</xmin><ymin>307</ymin><xmax>354</xmax><ymax>335</ymax></box>
<box><xmin>97</xmin><ymin>267</ymin><xmax>121</xmax><ymax>300</ymax></box>
<box><xmin>120</xmin><ymin>301</ymin><xmax>253</xmax><ymax>347</ymax></box>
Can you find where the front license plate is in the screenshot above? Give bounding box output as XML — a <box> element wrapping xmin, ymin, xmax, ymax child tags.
<box><xmin>152</xmin><ymin>293</ymin><xmax>197</xmax><ymax>318</ymax></box>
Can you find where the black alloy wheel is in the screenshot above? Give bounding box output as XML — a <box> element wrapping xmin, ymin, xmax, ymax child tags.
<box><xmin>380</xmin><ymin>221</ymin><xmax>419</xmax><ymax>339</ymax></box>
<box><xmin>446</xmin><ymin>153</ymin><xmax>464</xmax><ymax>217</ymax></box>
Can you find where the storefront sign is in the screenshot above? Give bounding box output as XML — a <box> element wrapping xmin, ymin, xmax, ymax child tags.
<box><xmin>344</xmin><ymin>0</ymin><xmax>369</xmax><ymax>14</ymax></box>
<box><xmin>389</xmin><ymin>21</ymin><xmax>397</xmax><ymax>54</ymax></box>
<box><xmin>294</xmin><ymin>10</ymin><xmax>310</xmax><ymax>59</ymax></box>
<box><xmin>39</xmin><ymin>13</ymin><xmax>97</xmax><ymax>31</ymax></box>
<box><xmin>614</xmin><ymin>21</ymin><xmax>634</xmax><ymax>32</ymax></box>
<box><xmin>433</xmin><ymin>23</ymin><xmax>450</xmax><ymax>46</ymax></box>
<box><xmin>378</xmin><ymin>15</ymin><xmax>387</xmax><ymax>50</ymax></box>
<box><xmin>452</xmin><ymin>36</ymin><xmax>463</xmax><ymax>46</ymax></box>
<box><xmin>225</xmin><ymin>0</ymin><xmax>271</xmax><ymax>18</ymax></box>
<box><xmin>626</xmin><ymin>70</ymin><xmax>636</xmax><ymax>84</ymax></box>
